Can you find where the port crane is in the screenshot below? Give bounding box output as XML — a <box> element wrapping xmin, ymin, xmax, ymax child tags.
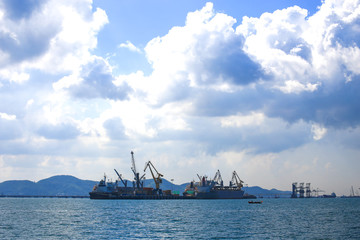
<box><xmin>144</xmin><ymin>161</ymin><xmax>163</xmax><ymax>195</ymax></box>
<box><xmin>114</xmin><ymin>169</ymin><xmax>127</xmax><ymax>187</ymax></box>
<box><xmin>230</xmin><ymin>171</ymin><xmax>244</xmax><ymax>188</ymax></box>
<box><xmin>131</xmin><ymin>151</ymin><xmax>145</xmax><ymax>189</ymax></box>
<box><xmin>213</xmin><ymin>169</ymin><xmax>223</xmax><ymax>187</ymax></box>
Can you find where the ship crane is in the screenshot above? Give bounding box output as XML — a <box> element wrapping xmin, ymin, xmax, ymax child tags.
<box><xmin>230</xmin><ymin>171</ymin><xmax>244</xmax><ymax>188</ymax></box>
<box><xmin>131</xmin><ymin>151</ymin><xmax>145</xmax><ymax>189</ymax></box>
<box><xmin>144</xmin><ymin>161</ymin><xmax>163</xmax><ymax>195</ymax></box>
<box><xmin>114</xmin><ymin>169</ymin><xmax>127</xmax><ymax>187</ymax></box>
<box><xmin>213</xmin><ymin>169</ymin><xmax>223</xmax><ymax>187</ymax></box>
<box><xmin>197</xmin><ymin>174</ymin><xmax>208</xmax><ymax>186</ymax></box>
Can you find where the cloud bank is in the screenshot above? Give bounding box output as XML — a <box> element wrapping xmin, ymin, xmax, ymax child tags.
<box><xmin>138</xmin><ymin>1</ymin><xmax>360</xmax><ymax>129</ymax></box>
<box><xmin>0</xmin><ymin>0</ymin><xmax>359</xmax><ymax>194</ymax></box>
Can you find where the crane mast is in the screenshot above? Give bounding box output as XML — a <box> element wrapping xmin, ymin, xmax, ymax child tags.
<box><xmin>131</xmin><ymin>151</ymin><xmax>145</xmax><ymax>189</ymax></box>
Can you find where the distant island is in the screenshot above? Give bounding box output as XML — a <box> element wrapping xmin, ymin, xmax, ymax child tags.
<box><xmin>0</xmin><ymin>175</ymin><xmax>291</xmax><ymax>198</ymax></box>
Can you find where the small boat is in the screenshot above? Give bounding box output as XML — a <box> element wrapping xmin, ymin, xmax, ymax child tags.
<box><xmin>248</xmin><ymin>201</ymin><xmax>263</xmax><ymax>204</ymax></box>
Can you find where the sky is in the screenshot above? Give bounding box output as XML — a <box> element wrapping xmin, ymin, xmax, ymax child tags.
<box><xmin>0</xmin><ymin>0</ymin><xmax>359</xmax><ymax>195</ymax></box>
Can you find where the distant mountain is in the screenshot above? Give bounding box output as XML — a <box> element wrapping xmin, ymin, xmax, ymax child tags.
<box><xmin>0</xmin><ymin>180</ymin><xmax>39</xmax><ymax>195</ymax></box>
<box><xmin>0</xmin><ymin>175</ymin><xmax>291</xmax><ymax>197</ymax></box>
<box><xmin>243</xmin><ymin>186</ymin><xmax>291</xmax><ymax>198</ymax></box>
<box><xmin>0</xmin><ymin>175</ymin><xmax>96</xmax><ymax>196</ymax></box>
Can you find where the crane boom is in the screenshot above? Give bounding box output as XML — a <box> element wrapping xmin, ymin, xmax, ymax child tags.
<box><xmin>131</xmin><ymin>151</ymin><xmax>137</xmax><ymax>175</ymax></box>
<box><xmin>144</xmin><ymin>161</ymin><xmax>163</xmax><ymax>191</ymax></box>
<box><xmin>114</xmin><ymin>169</ymin><xmax>127</xmax><ymax>187</ymax></box>
<box><xmin>230</xmin><ymin>171</ymin><xmax>244</xmax><ymax>188</ymax></box>
<box><xmin>213</xmin><ymin>169</ymin><xmax>223</xmax><ymax>187</ymax></box>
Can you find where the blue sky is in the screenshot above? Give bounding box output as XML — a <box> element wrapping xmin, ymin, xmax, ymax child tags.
<box><xmin>0</xmin><ymin>0</ymin><xmax>359</xmax><ymax>195</ymax></box>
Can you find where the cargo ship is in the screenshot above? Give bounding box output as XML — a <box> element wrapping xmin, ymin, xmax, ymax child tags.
<box><xmin>89</xmin><ymin>151</ymin><xmax>194</xmax><ymax>199</ymax></box>
<box><xmin>183</xmin><ymin>170</ymin><xmax>252</xmax><ymax>199</ymax></box>
<box><xmin>89</xmin><ymin>175</ymin><xmax>187</xmax><ymax>199</ymax></box>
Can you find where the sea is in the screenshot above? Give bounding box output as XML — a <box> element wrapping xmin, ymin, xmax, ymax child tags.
<box><xmin>0</xmin><ymin>198</ymin><xmax>359</xmax><ymax>239</ymax></box>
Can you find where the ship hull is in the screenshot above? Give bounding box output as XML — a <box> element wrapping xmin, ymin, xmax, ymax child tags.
<box><xmin>89</xmin><ymin>190</ymin><xmax>245</xmax><ymax>200</ymax></box>
<box><xmin>89</xmin><ymin>192</ymin><xmax>194</xmax><ymax>199</ymax></box>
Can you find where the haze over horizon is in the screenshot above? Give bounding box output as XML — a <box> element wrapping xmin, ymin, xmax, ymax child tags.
<box><xmin>0</xmin><ymin>0</ymin><xmax>359</xmax><ymax>196</ymax></box>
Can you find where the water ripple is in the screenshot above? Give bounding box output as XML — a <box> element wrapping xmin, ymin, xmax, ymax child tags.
<box><xmin>0</xmin><ymin>198</ymin><xmax>359</xmax><ymax>239</ymax></box>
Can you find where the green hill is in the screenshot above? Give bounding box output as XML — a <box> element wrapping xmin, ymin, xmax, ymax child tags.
<box><xmin>0</xmin><ymin>175</ymin><xmax>96</xmax><ymax>196</ymax></box>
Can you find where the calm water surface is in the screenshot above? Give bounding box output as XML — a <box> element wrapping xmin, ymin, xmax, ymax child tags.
<box><xmin>0</xmin><ymin>198</ymin><xmax>359</xmax><ymax>239</ymax></box>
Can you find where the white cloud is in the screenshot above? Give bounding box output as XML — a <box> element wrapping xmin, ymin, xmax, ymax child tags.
<box><xmin>143</xmin><ymin>2</ymin><xmax>263</xmax><ymax>105</ymax></box>
<box><xmin>31</xmin><ymin>2</ymin><xmax>108</xmax><ymax>74</ymax></box>
<box><xmin>311</xmin><ymin>123</ymin><xmax>327</xmax><ymax>140</ymax></box>
<box><xmin>237</xmin><ymin>6</ymin><xmax>313</xmax><ymax>83</ymax></box>
<box><xmin>107</xmin><ymin>99</ymin><xmax>157</xmax><ymax>138</ymax></box>
<box><xmin>304</xmin><ymin>0</ymin><xmax>360</xmax><ymax>78</ymax></box>
<box><xmin>118</xmin><ymin>40</ymin><xmax>142</xmax><ymax>53</ymax></box>
<box><xmin>221</xmin><ymin>112</ymin><xmax>265</xmax><ymax>127</ymax></box>
<box><xmin>236</xmin><ymin>0</ymin><xmax>360</xmax><ymax>94</ymax></box>
<box><xmin>0</xmin><ymin>112</ymin><xmax>16</xmax><ymax>120</ymax></box>
<box><xmin>275</xmin><ymin>80</ymin><xmax>320</xmax><ymax>94</ymax></box>
<box><xmin>0</xmin><ymin>69</ymin><xmax>29</xmax><ymax>83</ymax></box>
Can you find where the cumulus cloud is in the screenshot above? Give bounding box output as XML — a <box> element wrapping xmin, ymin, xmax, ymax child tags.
<box><xmin>238</xmin><ymin>6</ymin><xmax>314</xmax><ymax>82</ymax></box>
<box><xmin>136</xmin><ymin>0</ymin><xmax>360</xmax><ymax>131</ymax></box>
<box><xmin>0</xmin><ymin>0</ymin><xmax>108</xmax><ymax>84</ymax></box>
<box><xmin>56</xmin><ymin>57</ymin><xmax>132</xmax><ymax>100</ymax></box>
<box><xmin>142</xmin><ymin>2</ymin><xmax>266</xmax><ymax>105</ymax></box>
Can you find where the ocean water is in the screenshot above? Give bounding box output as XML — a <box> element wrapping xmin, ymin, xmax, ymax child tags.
<box><xmin>0</xmin><ymin>198</ymin><xmax>359</xmax><ymax>239</ymax></box>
